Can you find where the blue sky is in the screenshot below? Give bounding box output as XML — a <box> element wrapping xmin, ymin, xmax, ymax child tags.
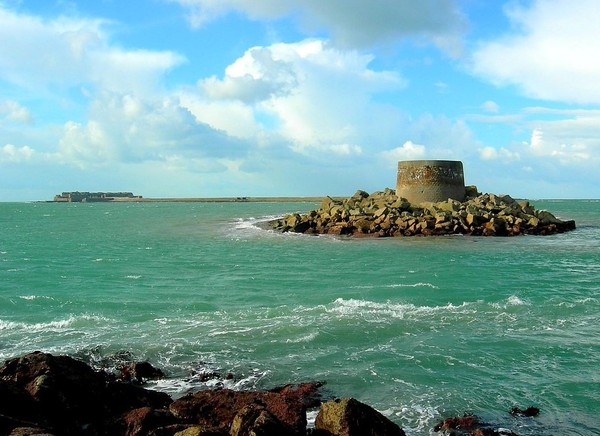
<box><xmin>1</xmin><ymin>0</ymin><xmax>599</xmax><ymax>201</ymax></box>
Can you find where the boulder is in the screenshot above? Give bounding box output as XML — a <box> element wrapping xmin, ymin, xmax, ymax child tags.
<box><xmin>268</xmin><ymin>381</ymin><xmax>325</xmax><ymax>408</ymax></box>
<box><xmin>433</xmin><ymin>414</ymin><xmax>479</xmax><ymax>432</ymax></box>
<box><xmin>170</xmin><ymin>389</ymin><xmax>307</xmax><ymax>435</ymax></box>
<box><xmin>315</xmin><ymin>398</ymin><xmax>406</xmax><ymax>436</ymax></box>
<box><xmin>125</xmin><ymin>361</ymin><xmax>165</xmax><ymax>383</ymax></box>
<box><xmin>120</xmin><ymin>407</ymin><xmax>176</xmax><ymax>436</ymax></box>
<box><xmin>0</xmin><ymin>352</ymin><xmax>171</xmax><ymax>435</ymax></box>
<box><xmin>229</xmin><ymin>404</ymin><xmax>290</xmax><ymax>436</ymax></box>
<box><xmin>509</xmin><ymin>406</ymin><xmax>539</xmax><ymax>417</ymax></box>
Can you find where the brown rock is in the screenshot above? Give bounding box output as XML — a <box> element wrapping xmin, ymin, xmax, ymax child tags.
<box><xmin>268</xmin><ymin>381</ymin><xmax>325</xmax><ymax>408</ymax></box>
<box><xmin>229</xmin><ymin>404</ymin><xmax>290</xmax><ymax>436</ymax></box>
<box><xmin>0</xmin><ymin>352</ymin><xmax>171</xmax><ymax>435</ymax></box>
<box><xmin>170</xmin><ymin>389</ymin><xmax>307</xmax><ymax>435</ymax></box>
<box><xmin>126</xmin><ymin>361</ymin><xmax>165</xmax><ymax>383</ymax></box>
<box><xmin>8</xmin><ymin>428</ymin><xmax>56</xmax><ymax>436</ymax></box>
<box><xmin>433</xmin><ymin>414</ymin><xmax>479</xmax><ymax>432</ymax></box>
<box><xmin>509</xmin><ymin>406</ymin><xmax>539</xmax><ymax>417</ymax></box>
<box><xmin>121</xmin><ymin>407</ymin><xmax>175</xmax><ymax>436</ymax></box>
<box><xmin>315</xmin><ymin>398</ymin><xmax>405</xmax><ymax>436</ymax></box>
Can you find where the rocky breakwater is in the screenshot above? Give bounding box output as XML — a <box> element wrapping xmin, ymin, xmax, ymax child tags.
<box><xmin>269</xmin><ymin>187</ymin><xmax>576</xmax><ymax>237</ymax></box>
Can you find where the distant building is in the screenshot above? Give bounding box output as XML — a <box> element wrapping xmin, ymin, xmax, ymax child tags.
<box><xmin>53</xmin><ymin>192</ymin><xmax>142</xmax><ymax>202</ymax></box>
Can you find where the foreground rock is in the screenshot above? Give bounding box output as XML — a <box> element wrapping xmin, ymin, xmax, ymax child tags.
<box><xmin>315</xmin><ymin>398</ymin><xmax>406</xmax><ymax>436</ymax></box>
<box><xmin>433</xmin><ymin>413</ymin><xmax>521</xmax><ymax>435</ymax></box>
<box><xmin>0</xmin><ymin>352</ymin><xmax>400</xmax><ymax>436</ymax></box>
<box><xmin>269</xmin><ymin>187</ymin><xmax>576</xmax><ymax>237</ymax></box>
<box><xmin>0</xmin><ymin>351</ymin><xmax>170</xmax><ymax>435</ymax></box>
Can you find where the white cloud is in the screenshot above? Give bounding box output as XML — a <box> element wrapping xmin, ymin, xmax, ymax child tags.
<box><xmin>380</xmin><ymin>140</ymin><xmax>426</xmax><ymax>164</ymax></box>
<box><xmin>172</xmin><ymin>0</ymin><xmax>466</xmax><ymax>54</ymax></box>
<box><xmin>57</xmin><ymin>93</ymin><xmax>248</xmax><ymax>168</ymax></box>
<box><xmin>1</xmin><ymin>144</ymin><xmax>35</xmax><ymax>162</ymax></box>
<box><xmin>185</xmin><ymin>39</ymin><xmax>406</xmax><ymax>155</ymax></box>
<box><xmin>478</xmin><ymin>146</ymin><xmax>520</xmax><ymax>162</ymax></box>
<box><xmin>0</xmin><ymin>7</ymin><xmax>184</xmax><ymax>94</ymax></box>
<box><xmin>471</xmin><ymin>0</ymin><xmax>600</xmax><ymax>104</ymax></box>
<box><xmin>0</xmin><ymin>100</ymin><xmax>32</xmax><ymax>123</ymax></box>
<box><xmin>481</xmin><ymin>100</ymin><xmax>499</xmax><ymax>113</ymax></box>
<box><xmin>522</xmin><ymin>121</ymin><xmax>600</xmax><ymax>165</ymax></box>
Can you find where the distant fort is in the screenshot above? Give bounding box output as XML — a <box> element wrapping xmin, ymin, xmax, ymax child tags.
<box><xmin>53</xmin><ymin>192</ymin><xmax>142</xmax><ymax>202</ymax></box>
<box><xmin>51</xmin><ymin>192</ymin><xmax>328</xmax><ymax>203</ymax></box>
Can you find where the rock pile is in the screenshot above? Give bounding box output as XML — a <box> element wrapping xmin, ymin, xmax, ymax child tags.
<box><xmin>269</xmin><ymin>187</ymin><xmax>576</xmax><ymax>237</ymax></box>
<box><xmin>0</xmin><ymin>352</ymin><xmax>404</xmax><ymax>436</ymax></box>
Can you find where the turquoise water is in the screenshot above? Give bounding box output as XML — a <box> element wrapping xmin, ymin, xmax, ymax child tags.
<box><xmin>1</xmin><ymin>200</ymin><xmax>599</xmax><ymax>435</ymax></box>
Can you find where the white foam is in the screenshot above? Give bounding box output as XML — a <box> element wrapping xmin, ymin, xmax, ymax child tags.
<box><xmin>285</xmin><ymin>331</ymin><xmax>318</xmax><ymax>343</ymax></box>
<box><xmin>387</xmin><ymin>282</ymin><xmax>439</xmax><ymax>289</ymax></box>
<box><xmin>18</xmin><ymin>295</ymin><xmax>55</xmax><ymax>301</ymax></box>
<box><xmin>490</xmin><ymin>295</ymin><xmax>530</xmax><ymax>309</ymax></box>
<box><xmin>0</xmin><ymin>314</ymin><xmax>110</xmax><ymax>332</ymax></box>
<box><xmin>328</xmin><ymin>298</ymin><xmax>473</xmax><ymax>320</ymax></box>
<box><xmin>507</xmin><ymin>295</ymin><xmax>528</xmax><ymax>305</ymax></box>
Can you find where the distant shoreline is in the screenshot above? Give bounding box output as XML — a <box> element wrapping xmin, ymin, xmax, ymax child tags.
<box><xmin>113</xmin><ymin>196</ymin><xmax>329</xmax><ymax>203</ymax></box>
<box><xmin>47</xmin><ymin>196</ymin><xmax>334</xmax><ymax>203</ymax></box>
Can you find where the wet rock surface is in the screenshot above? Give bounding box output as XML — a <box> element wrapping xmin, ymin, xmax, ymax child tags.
<box><xmin>1</xmin><ymin>353</ymin><xmax>385</xmax><ymax>436</ymax></box>
<box><xmin>269</xmin><ymin>187</ymin><xmax>576</xmax><ymax>237</ymax></box>
<box><xmin>1</xmin><ymin>352</ymin><xmax>548</xmax><ymax>435</ymax></box>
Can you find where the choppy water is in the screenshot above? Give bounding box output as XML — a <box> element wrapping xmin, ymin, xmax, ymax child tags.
<box><xmin>1</xmin><ymin>200</ymin><xmax>599</xmax><ymax>435</ymax></box>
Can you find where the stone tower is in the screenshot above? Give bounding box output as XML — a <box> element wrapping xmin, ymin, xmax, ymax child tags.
<box><xmin>396</xmin><ymin>160</ymin><xmax>466</xmax><ymax>204</ymax></box>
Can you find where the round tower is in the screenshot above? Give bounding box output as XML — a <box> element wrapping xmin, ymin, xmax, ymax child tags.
<box><xmin>396</xmin><ymin>160</ymin><xmax>465</xmax><ymax>204</ymax></box>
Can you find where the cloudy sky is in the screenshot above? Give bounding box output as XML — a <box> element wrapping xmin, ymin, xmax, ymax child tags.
<box><xmin>1</xmin><ymin>0</ymin><xmax>599</xmax><ymax>201</ymax></box>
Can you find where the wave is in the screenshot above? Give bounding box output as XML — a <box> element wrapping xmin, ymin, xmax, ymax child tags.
<box><xmin>350</xmin><ymin>282</ymin><xmax>438</xmax><ymax>290</ymax></box>
<box><xmin>0</xmin><ymin>314</ymin><xmax>111</xmax><ymax>332</ymax></box>
<box><xmin>327</xmin><ymin>298</ymin><xmax>475</xmax><ymax>320</ymax></box>
<box><xmin>489</xmin><ymin>295</ymin><xmax>530</xmax><ymax>310</ymax></box>
<box><xmin>18</xmin><ymin>295</ymin><xmax>56</xmax><ymax>301</ymax></box>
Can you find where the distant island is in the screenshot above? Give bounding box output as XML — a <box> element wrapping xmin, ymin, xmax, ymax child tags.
<box><xmin>53</xmin><ymin>192</ymin><xmax>143</xmax><ymax>202</ymax></box>
<box><xmin>51</xmin><ymin>192</ymin><xmax>331</xmax><ymax>203</ymax></box>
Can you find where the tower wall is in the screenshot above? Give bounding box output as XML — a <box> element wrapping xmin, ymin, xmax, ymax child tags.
<box><xmin>396</xmin><ymin>160</ymin><xmax>465</xmax><ymax>204</ymax></box>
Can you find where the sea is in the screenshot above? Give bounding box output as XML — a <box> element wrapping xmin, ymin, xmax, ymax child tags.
<box><xmin>1</xmin><ymin>199</ymin><xmax>598</xmax><ymax>435</ymax></box>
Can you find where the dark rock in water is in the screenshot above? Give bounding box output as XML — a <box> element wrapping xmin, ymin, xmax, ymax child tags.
<box><xmin>230</xmin><ymin>404</ymin><xmax>291</xmax><ymax>436</ymax></box>
<box><xmin>315</xmin><ymin>397</ymin><xmax>406</xmax><ymax>436</ymax></box>
<box><xmin>0</xmin><ymin>351</ymin><xmax>170</xmax><ymax>435</ymax></box>
<box><xmin>470</xmin><ymin>429</ymin><xmax>518</xmax><ymax>436</ymax></box>
<box><xmin>0</xmin><ymin>379</ymin><xmax>44</xmax><ymax>431</ymax></box>
<box><xmin>6</xmin><ymin>427</ymin><xmax>57</xmax><ymax>436</ymax></box>
<box><xmin>434</xmin><ymin>414</ymin><xmax>479</xmax><ymax>432</ymax></box>
<box><xmin>510</xmin><ymin>406</ymin><xmax>540</xmax><ymax>417</ymax></box>
<box><xmin>120</xmin><ymin>407</ymin><xmax>175</xmax><ymax>436</ymax></box>
<box><xmin>122</xmin><ymin>361</ymin><xmax>165</xmax><ymax>383</ymax></box>
<box><xmin>269</xmin><ymin>381</ymin><xmax>326</xmax><ymax>408</ymax></box>
<box><xmin>170</xmin><ymin>388</ymin><xmax>308</xmax><ymax>435</ymax></box>
<box><xmin>4</xmin><ymin>352</ymin><xmax>543</xmax><ymax>436</ymax></box>
<box><xmin>433</xmin><ymin>414</ymin><xmax>520</xmax><ymax>436</ymax></box>
<box><xmin>268</xmin><ymin>187</ymin><xmax>576</xmax><ymax>237</ymax></box>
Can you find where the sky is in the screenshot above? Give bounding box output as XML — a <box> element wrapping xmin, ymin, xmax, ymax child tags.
<box><xmin>1</xmin><ymin>0</ymin><xmax>599</xmax><ymax>201</ymax></box>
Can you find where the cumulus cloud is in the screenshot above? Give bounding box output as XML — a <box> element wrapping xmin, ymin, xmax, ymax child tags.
<box><xmin>201</xmin><ymin>46</ymin><xmax>297</xmax><ymax>103</ymax></box>
<box><xmin>478</xmin><ymin>146</ymin><xmax>520</xmax><ymax>162</ymax></box>
<box><xmin>0</xmin><ymin>7</ymin><xmax>184</xmax><ymax>94</ymax></box>
<box><xmin>380</xmin><ymin>141</ymin><xmax>426</xmax><ymax>164</ymax></box>
<box><xmin>1</xmin><ymin>144</ymin><xmax>35</xmax><ymax>162</ymax></box>
<box><xmin>481</xmin><ymin>100</ymin><xmax>499</xmax><ymax>113</ymax></box>
<box><xmin>57</xmin><ymin>93</ymin><xmax>248</xmax><ymax>168</ymax></box>
<box><xmin>0</xmin><ymin>100</ymin><xmax>33</xmax><ymax>123</ymax></box>
<box><xmin>522</xmin><ymin>121</ymin><xmax>600</xmax><ymax>165</ymax></box>
<box><xmin>172</xmin><ymin>0</ymin><xmax>466</xmax><ymax>54</ymax></box>
<box><xmin>184</xmin><ymin>39</ymin><xmax>407</xmax><ymax>156</ymax></box>
<box><xmin>471</xmin><ymin>0</ymin><xmax>600</xmax><ymax>104</ymax></box>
